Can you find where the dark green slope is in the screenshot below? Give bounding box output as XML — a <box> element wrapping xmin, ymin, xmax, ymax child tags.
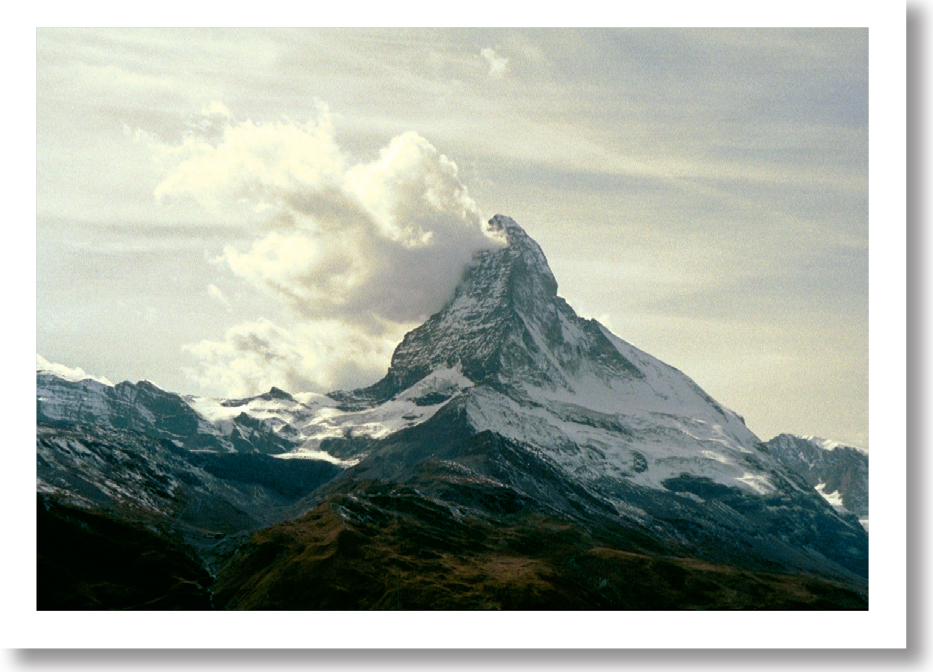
<box><xmin>37</xmin><ymin>494</ymin><xmax>212</xmax><ymax>610</ymax></box>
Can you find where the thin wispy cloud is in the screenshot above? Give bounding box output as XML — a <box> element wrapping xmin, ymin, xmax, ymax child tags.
<box><xmin>480</xmin><ymin>47</ymin><xmax>508</xmax><ymax>79</ymax></box>
<box><xmin>206</xmin><ymin>283</ymin><xmax>231</xmax><ymax>309</ymax></box>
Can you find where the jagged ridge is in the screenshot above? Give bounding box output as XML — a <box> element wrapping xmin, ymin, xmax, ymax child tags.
<box><xmin>358</xmin><ymin>215</ymin><xmax>642</xmax><ymax>403</ymax></box>
<box><xmin>764</xmin><ymin>434</ymin><xmax>868</xmax><ymax>522</ymax></box>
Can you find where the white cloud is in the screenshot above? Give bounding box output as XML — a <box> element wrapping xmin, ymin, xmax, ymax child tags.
<box><xmin>207</xmin><ymin>283</ymin><xmax>231</xmax><ymax>309</ymax></box>
<box><xmin>145</xmin><ymin>103</ymin><xmax>346</xmax><ymax>214</ymax></box>
<box><xmin>182</xmin><ymin>318</ymin><xmax>404</xmax><ymax>397</ymax></box>
<box><xmin>37</xmin><ymin>354</ymin><xmax>113</xmax><ymax>386</ymax></box>
<box><xmin>142</xmin><ymin>103</ymin><xmax>503</xmax><ymax>395</ymax></box>
<box><xmin>480</xmin><ymin>47</ymin><xmax>508</xmax><ymax>79</ymax></box>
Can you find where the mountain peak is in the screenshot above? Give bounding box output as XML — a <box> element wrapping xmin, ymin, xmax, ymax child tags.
<box><xmin>358</xmin><ymin>215</ymin><xmax>638</xmax><ymax>403</ymax></box>
<box><xmin>486</xmin><ymin>214</ymin><xmax>558</xmax><ymax>296</ymax></box>
<box><xmin>261</xmin><ymin>386</ymin><xmax>295</xmax><ymax>401</ymax></box>
<box><xmin>487</xmin><ymin>213</ymin><xmax>526</xmax><ymax>239</ymax></box>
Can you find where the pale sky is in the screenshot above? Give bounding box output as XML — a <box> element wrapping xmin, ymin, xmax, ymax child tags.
<box><xmin>36</xmin><ymin>28</ymin><xmax>868</xmax><ymax>448</ymax></box>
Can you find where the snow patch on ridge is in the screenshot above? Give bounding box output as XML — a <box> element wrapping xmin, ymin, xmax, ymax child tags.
<box><xmin>272</xmin><ymin>450</ymin><xmax>360</xmax><ymax>467</ymax></box>
<box><xmin>37</xmin><ymin>354</ymin><xmax>113</xmax><ymax>386</ymax></box>
<box><xmin>736</xmin><ymin>472</ymin><xmax>776</xmax><ymax>495</ymax></box>
<box><xmin>186</xmin><ymin>392</ymin><xmax>329</xmax><ymax>428</ymax></box>
<box><xmin>799</xmin><ymin>434</ymin><xmax>869</xmax><ymax>455</ymax></box>
<box><xmin>461</xmin><ymin>383</ymin><xmax>775</xmax><ymax>496</ymax></box>
<box><xmin>815</xmin><ymin>481</ymin><xmax>846</xmax><ymax>509</ymax></box>
<box><xmin>293</xmin><ymin>367</ymin><xmax>473</xmax><ymax>452</ymax></box>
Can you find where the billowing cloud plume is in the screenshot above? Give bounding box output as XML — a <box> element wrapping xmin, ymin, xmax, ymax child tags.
<box><xmin>143</xmin><ymin>103</ymin><xmax>502</xmax><ymax>396</ymax></box>
<box><xmin>480</xmin><ymin>48</ymin><xmax>508</xmax><ymax>79</ymax></box>
<box><xmin>182</xmin><ymin>318</ymin><xmax>403</xmax><ymax>397</ymax></box>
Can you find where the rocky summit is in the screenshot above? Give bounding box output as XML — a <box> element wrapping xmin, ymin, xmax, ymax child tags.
<box><xmin>36</xmin><ymin>215</ymin><xmax>868</xmax><ymax>610</ymax></box>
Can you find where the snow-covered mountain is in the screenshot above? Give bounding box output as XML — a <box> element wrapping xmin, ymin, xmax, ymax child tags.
<box><xmin>764</xmin><ymin>433</ymin><xmax>869</xmax><ymax>530</ymax></box>
<box><xmin>345</xmin><ymin>215</ymin><xmax>771</xmax><ymax>494</ymax></box>
<box><xmin>36</xmin><ymin>215</ymin><xmax>869</xmax><ymax>609</ymax></box>
<box><xmin>38</xmin><ymin>368</ymin><xmax>303</xmax><ymax>455</ymax></box>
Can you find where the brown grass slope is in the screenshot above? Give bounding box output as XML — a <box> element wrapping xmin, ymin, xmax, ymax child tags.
<box><xmin>213</xmin><ymin>491</ymin><xmax>868</xmax><ymax>611</ymax></box>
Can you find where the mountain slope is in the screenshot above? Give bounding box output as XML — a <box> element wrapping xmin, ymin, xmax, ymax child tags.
<box><xmin>214</xmin><ymin>216</ymin><xmax>868</xmax><ymax>607</ymax></box>
<box><xmin>38</xmin><ymin>494</ymin><xmax>213</xmax><ymax>610</ymax></box>
<box><xmin>332</xmin><ymin>215</ymin><xmax>777</xmax><ymax>497</ymax></box>
<box><xmin>36</xmin><ymin>215</ymin><xmax>869</xmax><ymax>609</ymax></box>
<box><xmin>37</xmin><ymin>371</ymin><xmax>301</xmax><ymax>455</ymax></box>
<box><xmin>764</xmin><ymin>433</ymin><xmax>868</xmax><ymax>528</ymax></box>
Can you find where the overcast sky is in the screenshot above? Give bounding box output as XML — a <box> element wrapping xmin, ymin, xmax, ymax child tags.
<box><xmin>36</xmin><ymin>28</ymin><xmax>868</xmax><ymax>447</ymax></box>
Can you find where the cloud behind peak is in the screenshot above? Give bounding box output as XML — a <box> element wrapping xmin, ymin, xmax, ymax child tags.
<box><xmin>141</xmin><ymin>103</ymin><xmax>502</xmax><ymax>395</ymax></box>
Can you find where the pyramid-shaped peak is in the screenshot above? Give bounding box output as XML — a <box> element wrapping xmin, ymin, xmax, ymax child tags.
<box><xmin>488</xmin><ymin>213</ymin><xmax>524</xmax><ymax>233</ymax></box>
<box><xmin>260</xmin><ymin>386</ymin><xmax>296</xmax><ymax>401</ymax></box>
<box><xmin>488</xmin><ymin>214</ymin><xmax>541</xmax><ymax>249</ymax></box>
<box><xmin>485</xmin><ymin>215</ymin><xmax>557</xmax><ymax>295</ymax></box>
<box><xmin>353</xmin><ymin>214</ymin><xmax>641</xmax><ymax>403</ymax></box>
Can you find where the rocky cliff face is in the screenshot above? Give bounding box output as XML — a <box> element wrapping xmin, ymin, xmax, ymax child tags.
<box><xmin>331</xmin><ymin>216</ymin><xmax>803</xmax><ymax>502</ymax></box>
<box><xmin>37</xmin><ymin>371</ymin><xmax>299</xmax><ymax>455</ymax></box>
<box><xmin>764</xmin><ymin>433</ymin><xmax>868</xmax><ymax>525</ymax></box>
<box><xmin>361</xmin><ymin>214</ymin><xmax>642</xmax><ymax>401</ymax></box>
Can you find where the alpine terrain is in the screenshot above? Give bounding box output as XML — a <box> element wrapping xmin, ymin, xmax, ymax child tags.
<box><xmin>36</xmin><ymin>215</ymin><xmax>868</xmax><ymax>610</ymax></box>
